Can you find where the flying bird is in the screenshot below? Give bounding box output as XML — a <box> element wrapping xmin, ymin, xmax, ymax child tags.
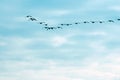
<box><xmin>75</xmin><ymin>22</ymin><xmax>80</xmax><ymax>24</ymax></box>
<box><xmin>57</xmin><ymin>26</ymin><xmax>62</xmax><ymax>29</ymax></box>
<box><xmin>38</xmin><ymin>22</ymin><xmax>45</xmax><ymax>24</ymax></box>
<box><xmin>26</xmin><ymin>15</ymin><xmax>32</xmax><ymax>18</ymax></box>
<box><xmin>117</xmin><ymin>19</ymin><xmax>120</xmax><ymax>21</ymax></box>
<box><xmin>66</xmin><ymin>24</ymin><xmax>72</xmax><ymax>26</ymax></box>
<box><xmin>83</xmin><ymin>21</ymin><xmax>89</xmax><ymax>23</ymax></box>
<box><xmin>99</xmin><ymin>21</ymin><xmax>104</xmax><ymax>23</ymax></box>
<box><xmin>108</xmin><ymin>20</ymin><xmax>114</xmax><ymax>22</ymax></box>
<box><xmin>60</xmin><ymin>24</ymin><xmax>72</xmax><ymax>26</ymax></box>
<box><xmin>44</xmin><ymin>24</ymin><xmax>48</xmax><ymax>26</ymax></box>
<box><xmin>91</xmin><ymin>21</ymin><xmax>96</xmax><ymax>23</ymax></box>
<box><xmin>29</xmin><ymin>18</ymin><xmax>37</xmax><ymax>21</ymax></box>
<box><xmin>60</xmin><ymin>24</ymin><xmax>64</xmax><ymax>26</ymax></box>
<box><xmin>44</xmin><ymin>27</ymin><xmax>56</xmax><ymax>30</ymax></box>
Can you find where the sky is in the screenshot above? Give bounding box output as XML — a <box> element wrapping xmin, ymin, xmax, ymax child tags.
<box><xmin>0</xmin><ymin>0</ymin><xmax>120</xmax><ymax>80</ymax></box>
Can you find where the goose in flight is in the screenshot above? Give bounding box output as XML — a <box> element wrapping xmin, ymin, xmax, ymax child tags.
<box><xmin>44</xmin><ymin>27</ymin><xmax>56</xmax><ymax>30</ymax></box>
<box><xmin>26</xmin><ymin>15</ymin><xmax>32</xmax><ymax>18</ymax></box>
<box><xmin>44</xmin><ymin>24</ymin><xmax>48</xmax><ymax>26</ymax></box>
<box><xmin>108</xmin><ymin>20</ymin><xmax>114</xmax><ymax>22</ymax></box>
<box><xmin>57</xmin><ymin>26</ymin><xmax>62</xmax><ymax>29</ymax></box>
<box><xmin>60</xmin><ymin>24</ymin><xmax>64</xmax><ymax>26</ymax></box>
<box><xmin>66</xmin><ymin>24</ymin><xmax>72</xmax><ymax>26</ymax></box>
<box><xmin>117</xmin><ymin>19</ymin><xmax>120</xmax><ymax>21</ymax></box>
<box><xmin>75</xmin><ymin>22</ymin><xmax>80</xmax><ymax>24</ymax></box>
<box><xmin>83</xmin><ymin>21</ymin><xmax>89</xmax><ymax>23</ymax></box>
<box><xmin>29</xmin><ymin>17</ymin><xmax>37</xmax><ymax>21</ymax></box>
<box><xmin>60</xmin><ymin>24</ymin><xmax>72</xmax><ymax>26</ymax></box>
<box><xmin>38</xmin><ymin>22</ymin><xmax>45</xmax><ymax>24</ymax></box>
<box><xmin>91</xmin><ymin>21</ymin><xmax>96</xmax><ymax>23</ymax></box>
<box><xmin>99</xmin><ymin>21</ymin><xmax>104</xmax><ymax>23</ymax></box>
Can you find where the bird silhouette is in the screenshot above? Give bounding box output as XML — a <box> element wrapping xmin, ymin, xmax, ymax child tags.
<box><xmin>29</xmin><ymin>18</ymin><xmax>37</xmax><ymax>21</ymax></box>
<box><xmin>108</xmin><ymin>20</ymin><xmax>114</xmax><ymax>22</ymax></box>
<box><xmin>83</xmin><ymin>21</ymin><xmax>89</xmax><ymax>23</ymax></box>
<box><xmin>44</xmin><ymin>27</ymin><xmax>49</xmax><ymax>30</ymax></box>
<box><xmin>91</xmin><ymin>21</ymin><xmax>96</xmax><ymax>23</ymax></box>
<box><xmin>117</xmin><ymin>19</ymin><xmax>120</xmax><ymax>21</ymax></box>
<box><xmin>60</xmin><ymin>24</ymin><xmax>72</xmax><ymax>26</ymax></box>
<box><xmin>99</xmin><ymin>21</ymin><xmax>104</xmax><ymax>23</ymax></box>
<box><xmin>44</xmin><ymin>27</ymin><xmax>56</xmax><ymax>30</ymax></box>
<box><xmin>26</xmin><ymin>15</ymin><xmax>32</xmax><ymax>18</ymax></box>
<box><xmin>57</xmin><ymin>26</ymin><xmax>62</xmax><ymax>29</ymax></box>
<box><xmin>44</xmin><ymin>24</ymin><xmax>48</xmax><ymax>26</ymax></box>
<box><xmin>60</xmin><ymin>24</ymin><xmax>64</xmax><ymax>26</ymax></box>
<box><xmin>66</xmin><ymin>24</ymin><xmax>72</xmax><ymax>26</ymax></box>
<box><xmin>39</xmin><ymin>22</ymin><xmax>45</xmax><ymax>24</ymax></box>
<box><xmin>75</xmin><ymin>22</ymin><xmax>80</xmax><ymax>24</ymax></box>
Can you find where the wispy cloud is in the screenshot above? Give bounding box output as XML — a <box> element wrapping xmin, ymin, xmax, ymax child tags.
<box><xmin>109</xmin><ymin>6</ymin><xmax>120</xmax><ymax>11</ymax></box>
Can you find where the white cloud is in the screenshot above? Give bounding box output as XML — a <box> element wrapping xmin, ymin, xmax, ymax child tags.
<box><xmin>88</xmin><ymin>41</ymin><xmax>106</xmax><ymax>52</ymax></box>
<box><xmin>0</xmin><ymin>41</ymin><xmax>7</xmax><ymax>46</ymax></box>
<box><xmin>50</xmin><ymin>35</ymin><xmax>76</xmax><ymax>47</ymax></box>
<box><xmin>51</xmin><ymin>36</ymin><xmax>67</xmax><ymax>47</ymax></box>
<box><xmin>13</xmin><ymin>16</ymin><xmax>27</xmax><ymax>22</ymax></box>
<box><xmin>109</xmin><ymin>6</ymin><xmax>120</xmax><ymax>11</ymax></box>
<box><xmin>0</xmin><ymin>52</ymin><xmax>120</xmax><ymax>80</ymax></box>
<box><xmin>7</xmin><ymin>37</ymin><xmax>32</xmax><ymax>49</ymax></box>
<box><xmin>17</xmin><ymin>64</ymin><xmax>119</xmax><ymax>80</ymax></box>
<box><xmin>105</xmin><ymin>53</ymin><xmax>120</xmax><ymax>64</ymax></box>
<box><xmin>88</xmin><ymin>31</ymin><xmax>107</xmax><ymax>36</ymax></box>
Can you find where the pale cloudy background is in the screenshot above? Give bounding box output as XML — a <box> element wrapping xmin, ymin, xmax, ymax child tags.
<box><xmin>0</xmin><ymin>0</ymin><xmax>120</xmax><ymax>80</ymax></box>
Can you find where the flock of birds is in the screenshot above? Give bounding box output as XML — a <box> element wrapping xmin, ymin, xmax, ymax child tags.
<box><xmin>26</xmin><ymin>15</ymin><xmax>120</xmax><ymax>30</ymax></box>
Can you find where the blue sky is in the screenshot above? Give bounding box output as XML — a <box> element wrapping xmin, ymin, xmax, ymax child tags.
<box><xmin>0</xmin><ymin>0</ymin><xmax>120</xmax><ymax>80</ymax></box>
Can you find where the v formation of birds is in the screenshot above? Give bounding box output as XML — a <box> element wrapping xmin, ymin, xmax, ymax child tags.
<box><xmin>26</xmin><ymin>15</ymin><xmax>120</xmax><ymax>30</ymax></box>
